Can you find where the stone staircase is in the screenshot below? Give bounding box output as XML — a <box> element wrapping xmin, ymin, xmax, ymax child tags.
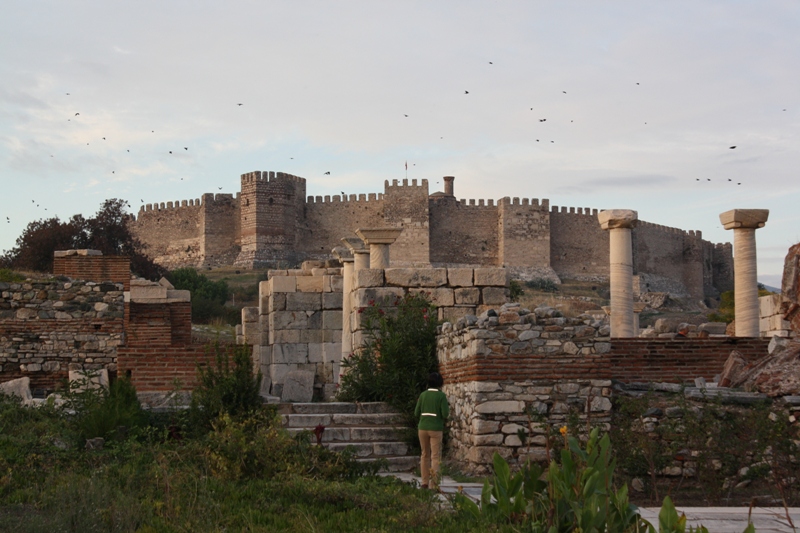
<box><xmin>278</xmin><ymin>402</ymin><xmax>418</xmax><ymax>472</ymax></box>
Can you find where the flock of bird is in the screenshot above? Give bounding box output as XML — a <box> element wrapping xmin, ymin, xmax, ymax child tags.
<box><xmin>14</xmin><ymin>57</ymin><xmax>786</xmax><ymax>228</ymax></box>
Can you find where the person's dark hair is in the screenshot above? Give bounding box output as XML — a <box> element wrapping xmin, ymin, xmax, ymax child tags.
<box><xmin>427</xmin><ymin>372</ymin><xmax>443</xmax><ymax>388</ymax></box>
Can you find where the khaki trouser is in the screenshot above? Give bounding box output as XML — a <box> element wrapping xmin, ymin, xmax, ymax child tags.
<box><xmin>418</xmin><ymin>430</ymin><xmax>443</xmax><ymax>489</ymax></box>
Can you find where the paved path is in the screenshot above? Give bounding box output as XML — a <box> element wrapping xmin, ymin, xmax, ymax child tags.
<box><xmin>382</xmin><ymin>473</ymin><xmax>800</xmax><ymax>532</ymax></box>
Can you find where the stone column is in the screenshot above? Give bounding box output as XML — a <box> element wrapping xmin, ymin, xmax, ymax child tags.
<box><xmin>632</xmin><ymin>302</ymin><xmax>647</xmax><ymax>336</ymax></box>
<box><xmin>332</xmin><ymin>245</ymin><xmax>355</xmax><ymax>381</ymax></box>
<box><xmin>719</xmin><ymin>209</ymin><xmax>769</xmax><ymax>337</ymax></box>
<box><xmin>355</xmin><ymin>228</ymin><xmax>403</xmax><ymax>269</ymax></box>
<box><xmin>598</xmin><ymin>210</ymin><xmax>638</xmax><ymax>338</ymax></box>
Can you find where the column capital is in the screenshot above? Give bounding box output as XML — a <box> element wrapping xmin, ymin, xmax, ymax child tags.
<box><xmin>341</xmin><ymin>237</ymin><xmax>366</xmax><ymax>253</ymax></box>
<box><xmin>355</xmin><ymin>227</ymin><xmax>403</xmax><ymax>245</ymax></box>
<box><xmin>331</xmin><ymin>246</ymin><xmax>353</xmax><ymax>262</ymax></box>
<box><xmin>598</xmin><ymin>209</ymin><xmax>638</xmax><ymax>230</ymax></box>
<box><xmin>719</xmin><ymin>209</ymin><xmax>769</xmax><ymax>230</ymax></box>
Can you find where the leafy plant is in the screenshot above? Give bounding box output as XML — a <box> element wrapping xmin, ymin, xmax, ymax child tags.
<box><xmin>509</xmin><ymin>279</ymin><xmax>524</xmax><ymax>301</ymax></box>
<box><xmin>525</xmin><ymin>278</ymin><xmax>559</xmax><ymax>293</ymax></box>
<box><xmin>0</xmin><ymin>268</ymin><xmax>25</xmax><ymax>282</ymax></box>
<box><xmin>187</xmin><ymin>341</ymin><xmax>262</xmax><ymax>433</ymax></box>
<box><xmin>337</xmin><ymin>292</ymin><xmax>439</xmax><ymax>427</ymax></box>
<box><xmin>64</xmin><ymin>375</ymin><xmax>147</xmax><ymax>443</ymax></box>
<box><xmin>167</xmin><ymin>268</ymin><xmax>235</xmax><ymax>323</ymax></box>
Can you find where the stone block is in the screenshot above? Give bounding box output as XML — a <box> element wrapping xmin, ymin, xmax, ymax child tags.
<box><xmin>270</xmin><ymin>363</ymin><xmax>300</xmax><ymax>385</ymax></box>
<box><xmin>471</xmin><ymin>419</ymin><xmax>501</xmax><ymax>434</ymax></box>
<box><xmin>296</xmin><ymin>275</ymin><xmax>324</xmax><ymax>293</ymax></box>
<box><xmin>474</xmin><ymin>268</ymin><xmax>507</xmax><ymax>287</ymax></box>
<box><xmin>259</xmin><ymin>346</ymin><xmax>272</xmax><ymax>365</ymax></box>
<box><xmin>482</xmin><ymin>287</ymin><xmax>507</xmax><ymax>305</ymax></box>
<box><xmin>267</xmin><ymin>293</ymin><xmax>286</xmax><ymax>312</ymax></box>
<box><xmin>454</xmin><ymin>287</ymin><xmax>481</xmax><ymax>305</ymax></box>
<box><xmin>759</xmin><ymin>294</ymin><xmax>782</xmax><ymax>316</ymax></box>
<box><xmin>299</xmin><ymin>329</ymin><xmax>323</xmax><ymax>343</ymax></box>
<box><xmin>590</xmin><ymin>397</ymin><xmax>612</xmax><ymax>412</ymax></box>
<box><xmin>323</xmin><ymin>342</ymin><xmax>342</xmax><ymax>363</ymax></box>
<box><xmin>15</xmin><ymin>308</ymin><xmax>37</xmax><ymax>320</ymax></box>
<box><xmin>323</xmin><ymin>310</ymin><xmax>342</xmax><ymax>330</ymax></box>
<box><xmin>353</xmin><ymin>287</ymin><xmax>405</xmax><ymax>308</ymax></box>
<box><xmin>130</xmin><ymin>284</ymin><xmax>168</xmax><ymax>300</ymax></box>
<box><xmin>259</xmin><ymin>280</ymin><xmax>272</xmax><ymax>298</ymax></box>
<box><xmin>0</xmin><ymin>377</ymin><xmax>32</xmax><ymax>403</ymax></box>
<box><xmin>272</xmin><ymin>329</ymin><xmax>301</xmax><ymax>343</ymax></box>
<box><xmin>69</xmin><ymin>369</ymin><xmax>109</xmax><ymax>391</ymax></box>
<box><xmin>475</xmin><ymin>400</ymin><xmax>525</xmax><ymax>414</ymax></box>
<box><xmin>308</xmin><ymin>344</ymin><xmax>323</xmax><ymax>363</ymax></box>
<box><xmin>353</xmin><ymin>269</ymin><xmax>384</xmax><ymax>289</ymax></box>
<box><xmin>272</xmin><ymin>343</ymin><xmax>309</xmax><ymax>364</ymax></box>
<box><xmin>323</xmin><ymin>292</ymin><xmax>343</xmax><ymax>310</ymax></box>
<box><xmin>281</xmin><ymin>371</ymin><xmax>315</xmax><ymax>402</ymax></box>
<box><xmin>439</xmin><ymin>306</ymin><xmax>476</xmax><ymax>323</ymax></box>
<box><xmin>329</xmin><ymin>275</ymin><xmax>343</xmax><ymax>292</ymax></box>
<box><xmin>473</xmin><ymin>434</ymin><xmax>504</xmax><ymax>446</ymax></box>
<box><xmin>242</xmin><ymin>306</ymin><xmax>259</xmax><ymax>323</ymax></box>
<box><xmin>698</xmin><ymin>322</ymin><xmax>727</xmax><ymax>335</ymax></box>
<box><xmin>448</xmin><ymin>268</ymin><xmax>474</xmax><ymax>287</ymax></box>
<box><xmin>270</xmin><ymin>311</ymin><xmax>310</xmax><ymax>330</ymax></box>
<box><xmin>286</xmin><ymin>292</ymin><xmax>322</xmax><ymax>311</ymax></box>
<box><xmin>473</xmin><ymin>382</ymin><xmax>501</xmax><ymax>392</ymax></box>
<box><xmin>409</xmin><ymin>287</ymin><xmax>454</xmax><ymax>307</ymax></box>
<box><xmin>385</xmin><ymin>268</ymin><xmax>447</xmax><ymax>287</ymax></box>
<box><xmin>270</xmin><ymin>276</ymin><xmax>296</xmax><ymax>293</ymax></box>
<box><xmin>166</xmin><ymin>290</ymin><xmax>191</xmax><ymax>302</ymax></box>
<box><xmin>505</xmin><ymin>434</ymin><xmax>523</xmax><ymax>446</ymax></box>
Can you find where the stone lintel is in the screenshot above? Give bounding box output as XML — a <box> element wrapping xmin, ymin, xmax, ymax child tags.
<box><xmin>341</xmin><ymin>237</ymin><xmax>366</xmax><ymax>253</ymax></box>
<box><xmin>355</xmin><ymin>227</ymin><xmax>403</xmax><ymax>245</ymax></box>
<box><xmin>331</xmin><ymin>246</ymin><xmax>353</xmax><ymax>262</ymax></box>
<box><xmin>597</xmin><ymin>209</ymin><xmax>638</xmax><ymax>230</ymax></box>
<box><xmin>719</xmin><ymin>209</ymin><xmax>769</xmax><ymax>230</ymax></box>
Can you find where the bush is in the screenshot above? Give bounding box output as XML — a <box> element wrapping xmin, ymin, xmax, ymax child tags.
<box><xmin>337</xmin><ymin>293</ymin><xmax>439</xmax><ymax>425</ymax></box>
<box><xmin>187</xmin><ymin>341</ymin><xmax>263</xmax><ymax>433</ymax></box>
<box><xmin>64</xmin><ymin>376</ymin><xmax>147</xmax><ymax>443</ymax></box>
<box><xmin>525</xmin><ymin>278</ymin><xmax>559</xmax><ymax>293</ymax></box>
<box><xmin>167</xmin><ymin>268</ymin><xmax>235</xmax><ymax>324</ymax></box>
<box><xmin>0</xmin><ymin>268</ymin><xmax>25</xmax><ymax>282</ymax></box>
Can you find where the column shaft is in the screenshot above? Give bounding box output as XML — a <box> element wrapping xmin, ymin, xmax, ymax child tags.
<box><xmin>338</xmin><ymin>260</ymin><xmax>354</xmax><ymax>381</ymax></box>
<box><xmin>609</xmin><ymin>228</ymin><xmax>635</xmax><ymax>338</ymax></box>
<box><xmin>733</xmin><ymin>228</ymin><xmax>759</xmax><ymax>337</ymax></box>
<box><xmin>370</xmin><ymin>244</ymin><xmax>390</xmax><ymax>269</ymax></box>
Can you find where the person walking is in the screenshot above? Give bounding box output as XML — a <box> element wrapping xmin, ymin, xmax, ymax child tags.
<box><xmin>414</xmin><ymin>372</ymin><xmax>449</xmax><ymax>491</ymax></box>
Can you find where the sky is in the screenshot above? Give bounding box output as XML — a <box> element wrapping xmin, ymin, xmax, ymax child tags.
<box><xmin>1</xmin><ymin>1</ymin><xmax>798</xmax><ymax>288</ymax></box>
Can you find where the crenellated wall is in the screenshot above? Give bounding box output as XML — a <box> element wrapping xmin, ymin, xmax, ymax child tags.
<box><xmin>129</xmin><ymin>171</ymin><xmax>733</xmax><ymax>301</ymax></box>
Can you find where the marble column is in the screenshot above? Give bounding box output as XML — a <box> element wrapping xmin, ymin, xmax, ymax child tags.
<box><xmin>632</xmin><ymin>302</ymin><xmax>647</xmax><ymax>336</ymax></box>
<box><xmin>332</xmin><ymin>245</ymin><xmax>354</xmax><ymax>382</ymax></box>
<box><xmin>719</xmin><ymin>209</ymin><xmax>769</xmax><ymax>337</ymax></box>
<box><xmin>598</xmin><ymin>209</ymin><xmax>638</xmax><ymax>338</ymax></box>
<box><xmin>355</xmin><ymin>228</ymin><xmax>403</xmax><ymax>269</ymax></box>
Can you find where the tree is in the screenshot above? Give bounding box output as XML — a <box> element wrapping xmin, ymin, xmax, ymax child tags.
<box><xmin>166</xmin><ymin>268</ymin><xmax>232</xmax><ymax>323</ymax></box>
<box><xmin>1</xmin><ymin>198</ymin><xmax>164</xmax><ymax>279</ymax></box>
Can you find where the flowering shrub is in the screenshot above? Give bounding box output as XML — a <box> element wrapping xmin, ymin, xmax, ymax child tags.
<box><xmin>337</xmin><ymin>293</ymin><xmax>439</xmax><ymax>427</ymax></box>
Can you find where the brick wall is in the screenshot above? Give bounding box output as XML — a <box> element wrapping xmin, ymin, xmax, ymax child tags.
<box><xmin>53</xmin><ymin>254</ymin><xmax>131</xmax><ymax>291</ymax></box>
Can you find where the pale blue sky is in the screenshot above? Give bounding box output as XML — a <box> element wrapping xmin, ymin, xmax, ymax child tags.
<box><xmin>1</xmin><ymin>1</ymin><xmax>798</xmax><ymax>287</ymax></box>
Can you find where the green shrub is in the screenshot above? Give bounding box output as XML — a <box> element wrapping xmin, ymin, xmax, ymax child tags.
<box><xmin>0</xmin><ymin>268</ymin><xmax>25</xmax><ymax>282</ymax></box>
<box><xmin>167</xmin><ymin>268</ymin><xmax>234</xmax><ymax>324</ymax></box>
<box><xmin>187</xmin><ymin>341</ymin><xmax>262</xmax><ymax>433</ymax></box>
<box><xmin>337</xmin><ymin>293</ymin><xmax>439</xmax><ymax>426</ymax></box>
<box><xmin>525</xmin><ymin>278</ymin><xmax>559</xmax><ymax>293</ymax></box>
<box><xmin>509</xmin><ymin>279</ymin><xmax>524</xmax><ymax>301</ymax></box>
<box><xmin>64</xmin><ymin>376</ymin><xmax>147</xmax><ymax>443</ymax></box>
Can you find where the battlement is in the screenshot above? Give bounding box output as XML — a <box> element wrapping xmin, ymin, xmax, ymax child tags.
<box><xmin>140</xmin><ymin>198</ymin><xmax>202</xmax><ymax>213</ymax></box>
<box><xmin>458</xmin><ymin>198</ymin><xmax>497</xmax><ymax>208</ymax></box>
<box><xmin>240</xmin><ymin>170</ymin><xmax>306</xmax><ymax>185</ymax></box>
<box><xmin>499</xmin><ymin>197</ymin><xmax>551</xmax><ymax>209</ymax></box>
<box><xmin>550</xmin><ymin>205</ymin><xmax>598</xmax><ymax>216</ymax></box>
<box><xmin>637</xmin><ymin>220</ymin><xmax>700</xmax><ymax>238</ymax></box>
<box><xmin>384</xmin><ymin>178</ymin><xmax>429</xmax><ymax>189</ymax></box>
<box><xmin>306</xmin><ymin>193</ymin><xmax>384</xmax><ymax>204</ymax></box>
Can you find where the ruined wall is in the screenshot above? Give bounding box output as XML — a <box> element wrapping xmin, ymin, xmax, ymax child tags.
<box><xmin>383</xmin><ymin>179</ymin><xmax>430</xmax><ymax>266</ymax></box>
<box><xmin>300</xmin><ymin>194</ymin><xmax>385</xmax><ymax>260</ymax></box>
<box><xmin>429</xmin><ymin>198</ymin><xmax>499</xmax><ymax>266</ymax></box>
<box><xmin>53</xmin><ymin>251</ymin><xmax>131</xmax><ymax>291</ymax></box>
<box><xmin>0</xmin><ymin>279</ymin><xmax>124</xmax><ymax>392</ymax></box>
<box><xmin>633</xmin><ymin>222</ymin><xmax>705</xmax><ymax>299</ymax></box>
<box><xmin>713</xmin><ymin>242</ymin><xmax>735</xmax><ymax>295</ymax></box>
<box><xmin>550</xmin><ymin>207</ymin><xmax>609</xmax><ymax>281</ymax></box>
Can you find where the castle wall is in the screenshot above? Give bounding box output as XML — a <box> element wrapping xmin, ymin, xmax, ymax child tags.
<box><xmin>498</xmin><ymin>197</ymin><xmax>556</xmax><ymax>280</ymax></box>
<box><xmin>383</xmin><ymin>179</ymin><xmax>430</xmax><ymax>266</ymax></box>
<box><xmin>130</xmin><ymin>199</ymin><xmax>205</xmax><ymax>269</ymax></box>
<box><xmin>236</xmin><ymin>171</ymin><xmax>306</xmax><ymax>268</ymax></box>
<box><xmin>712</xmin><ymin>242</ymin><xmax>734</xmax><ymax>294</ymax></box>
<box><xmin>633</xmin><ymin>222</ymin><xmax>705</xmax><ymax>299</ymax></box>
<box><xmin>300</xmin><ymin>194</ymin><xmax>385</xmax><ymax>260</ymax></box>
<box><xmin>429</xmin><ymin>198</ymin><xmax>499</xmax><ymax>266</ymax></box>
<box><xmin>550</xmin><ymin>207</ymin><xmax>609</xmax><ymax>280</ymax></box>
<box><xmin>200</xmin><ymin>193</ymin><xmax>240</xmax><ymax>267</ymax></box>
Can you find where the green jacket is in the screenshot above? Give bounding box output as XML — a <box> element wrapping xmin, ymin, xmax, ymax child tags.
<box><xmin>414</xmin><ymin>389</ymin><xmax>449</xmax><ymax>431</ymax></box>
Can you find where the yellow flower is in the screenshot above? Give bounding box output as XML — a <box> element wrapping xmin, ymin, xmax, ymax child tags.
<box><xmin>559</xmin><ymin>426</ymin><xmax>568</xmax><ymax>436</ymax></box>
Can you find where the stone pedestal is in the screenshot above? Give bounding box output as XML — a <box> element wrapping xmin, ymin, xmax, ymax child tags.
<box><xmin>355</xmin><ymin>228</ymin><xmax>403</xmax><ymax>269</ymax></box>
<box><xmin>598</xmin><ymin>210</ymin><xmax>638</xmax><ymax>338</ymax></box>
<box><xmin>720</xmin><ymin>209</ymin><xmax>769</xmax><ymax>337</ymax></box>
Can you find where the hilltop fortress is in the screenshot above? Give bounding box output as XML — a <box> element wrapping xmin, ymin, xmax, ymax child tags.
<box><xmin>128</xmin><ymin>170</ymin><xmax>733</xmax><ymax>300</ymax></box>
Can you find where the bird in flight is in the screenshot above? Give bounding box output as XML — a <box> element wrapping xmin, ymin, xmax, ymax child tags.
<box><xmin>218</xmin><ymin>187</ymin><xmax>222</xmax><ymax>190</ymax></box>
<box><xmin>169</xmin><ymin>151</ymin><xmax>173</xmax><ymax>154</ymax></box>
<box><xmin>341</xmin><ymin>191</ymin><xmax>345</xmax><ymax>195</ymax></box>
<box><xmin>237</xmin><ymin>103</ymin><xmax>243</xmax><ymax>106</ymax></box>
<box><xmin>489</xmin><ymin>61</ymin><xmax>493</xmax><ymax>64</ymax></box>
<box><xmin>66</xmin><ymin>93</ymin><xmax>70</xmax><ymax>95</ymax></box>
<box><xmin>75</xmin><ymin>113</ymin><xmax>80</xmax><ymax>116</ymax></box>
<box><xmin>102</xmin><ymin>137</ymin><xmax>106</xmax><ymax>140</ymax></box>
<box><xmin>324</xmin><ymin>171</ymin><xmax>331</xmax><ymax>175</ymax></box>
<box><xmin>729</xmin><ymin>146</ymin><xmax>736</xmax><ymax>149</ymax></box>
<box><xmin>465</xmin><ymin>90</ymin><xmax>469</xmax><ymax>94</ymax></box>
<box><xmin>636</xmin><ymin>83</ymin><xmax>640</xmax><ymax>85</ymax></box>
<box><xmin>539</xmin><ymin>119</ymin><xmax>546</xmax><ymax>122</ymax></box>
<box><xmin>184</xmin><ymin>147</ymin><xmax>188</xmax><ymax>150</ymax></box>
<box><xmin>562</xmin><ymin>91</ymin><xmax>567</xmax><ymax>94</ymax></box>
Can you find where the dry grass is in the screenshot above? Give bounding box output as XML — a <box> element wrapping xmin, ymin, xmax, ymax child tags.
<box><xmin>514</xmin><ymin>278</ymin><xmax>609</xmax><ymax>318</ymax></box>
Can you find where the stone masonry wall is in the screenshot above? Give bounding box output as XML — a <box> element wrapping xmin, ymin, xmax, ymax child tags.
<box><xmin>549</xmin><ymin>207</ymin><xmax>609</xmax><ymax>281</ymax></box>
<box><xmin>498</xmin><ymin>197</ymin><xmax>553</xmax><ymax>280</ymax></box>
<box><xmin>428</xmin><ymin>197</ymin><xmax>499</xmax><ymax>267</ymax></box>
<box><xmin>0</xmin><ymin>279</ymin><xmax>125</xmax><ymax>392</ymax></box>
<box><xmin>129</xmin><ymin>199</ymin><xmax>205</xmax><ymax>269</ymax></box>
<box><xmin>300</xmin><ymin>194</ymin><xmax>385</xmax><ymax>261</ymax></box>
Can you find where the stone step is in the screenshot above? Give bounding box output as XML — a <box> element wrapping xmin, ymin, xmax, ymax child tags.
<box><xmin>277</xmin><ymin>402</ymin><xmax>397</xmax><ymax>415</ymax></box>
<box><xmin>282</xmin><ymin>412</ymin><xmax>404</xmax><ymax>428</ymax></box>
<box><xmin>358</xmin><ymin>455</ymin><xmax>419</xmax><ymax>472</ymax></box>
<box><xmin>325</xmin><ymin>441</ymin><xmax>410</xmax><ymax>458</ymax></box>
<box><xmin>286</xmin><ymin>426</ymin><xmax>408</xmax><ymax>443</ymax></box>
